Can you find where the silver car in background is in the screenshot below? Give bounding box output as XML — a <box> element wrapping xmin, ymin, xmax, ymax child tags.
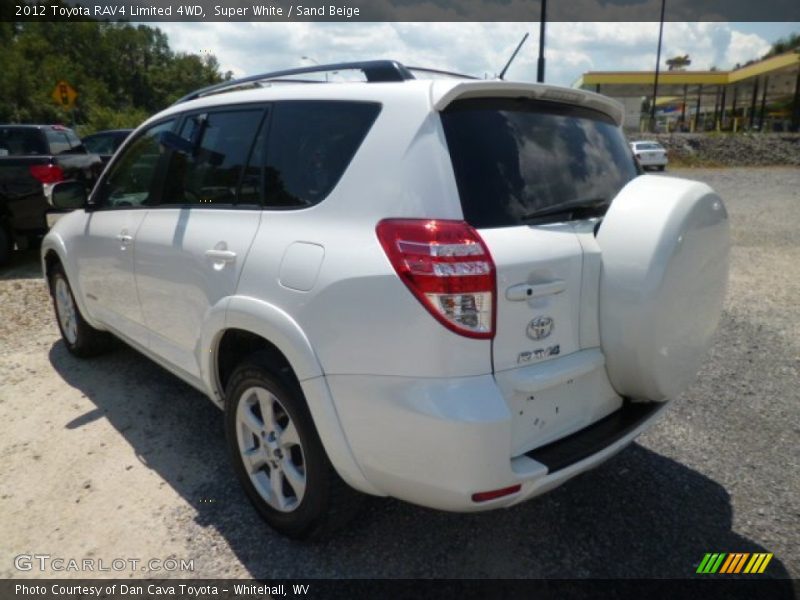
<box><xmin>630</xmin><ymin>140</ymin><xmax>668</xmax><ymax>171</ymax></box>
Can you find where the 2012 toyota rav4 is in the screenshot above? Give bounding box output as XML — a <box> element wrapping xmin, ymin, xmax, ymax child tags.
<box><xmin>41</xmin><ymin>61</ymin><xmax>729</xmax><ymax>540</ymax></box>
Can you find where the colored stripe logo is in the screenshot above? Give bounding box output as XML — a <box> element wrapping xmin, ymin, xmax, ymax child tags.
<box><xmin>697</xmin><ymin>552</ymin><xmax>773</xmax><ymax>574</ymax></box>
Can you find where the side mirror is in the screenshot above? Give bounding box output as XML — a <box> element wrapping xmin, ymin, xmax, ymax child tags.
<box><xmin>46</xmin><ymin>180</ymin><xmax>87</xmax><ymax>210</ymax></box>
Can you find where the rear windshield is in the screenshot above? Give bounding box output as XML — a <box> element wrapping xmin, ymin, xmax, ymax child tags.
<box><xmin>0</xmin><ymin>127</ymin><xmax>47</xmax><ymax>156</ymax></box>
<box><xmin>441</xmin><ymin>98</ymin><xmax>638</xmax><ymax>228</ymax></box>
<box><xmin>635</xmin><ymin>142</ymin><xmax>663</xmax><ymax>150</ymax></box>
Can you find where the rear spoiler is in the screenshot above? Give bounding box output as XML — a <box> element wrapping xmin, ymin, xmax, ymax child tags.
<box><xmin>431</xmin><ymin>81</ymin><xmax>624</xmax><ymax>126</ymax></box>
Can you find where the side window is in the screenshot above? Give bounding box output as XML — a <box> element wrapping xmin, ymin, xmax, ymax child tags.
<box><xmin>160</xmin><ymin>109</ymin><xmax>264</xmax><ymax>206</ymax></box>
<box><xmin>98</xmin><ymin>120</ymin><xmax>175</xmax><ymax>208</ymax></box>
<box><xmin>263</xmin><ymin>101</ymin><xmax>380</xmax><ymax>208</ymax></box>
<box><xmin>0</xmin><ymin>128</ymin><xmax>46</xmax><ymax>156</ymax></box>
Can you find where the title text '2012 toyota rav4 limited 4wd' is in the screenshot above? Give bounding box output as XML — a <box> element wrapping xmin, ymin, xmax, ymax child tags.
<box><xmin>41</xmin><ymin>61</ymin><xmax>729</xmax><ymax>539</ymax></box>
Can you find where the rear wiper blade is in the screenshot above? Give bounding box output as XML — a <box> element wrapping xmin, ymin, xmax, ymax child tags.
<box><xmin>521</xmin><ymin>197</ymin><xmax>610</xmax><ymax>222</ymax></box>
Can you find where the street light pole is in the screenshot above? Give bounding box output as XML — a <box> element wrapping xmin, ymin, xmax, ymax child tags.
<box><xmin>537</xmin><ymin>0</ymin><xmax>547</xmax><ymax>83</ymax></box>
<box><xmin>650</xmin><ymin>0</ymin><xmax>666</xmax><ymax>132</ymax></box>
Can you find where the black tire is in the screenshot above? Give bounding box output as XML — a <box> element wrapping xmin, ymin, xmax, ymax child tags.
<box><xmin>657</xmin><ymin>165</ymin><xmax>666</xmax><ymax>171</ymax></box>
<box><xmin>225</xmin><ymin>353</ymin><xmax>363</xmax><ymax>540</ymax></box>
<box><xmin>49</xmin><ymin>263</ymin><xmax>112</xmax><ymax>357</ymax></box>
<box><xmin>0</xmin><ymin>224</ymin><xmax>12</xmax><ymax>266</ymax></box>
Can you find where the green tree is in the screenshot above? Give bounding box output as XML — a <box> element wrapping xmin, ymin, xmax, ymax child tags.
<box><xmin>0</xmin><ymin>1</ymin><xmax>231</xmax><ymax>131</ymax></box>
<box><xmin>666</xmin><ymin>55</ymin><xmax>691</xmax><ymax>70</ymax></box>
<box><xmin>764</xmin><ymin>32</ymin><xmax>800</xmax><ymax>58</ymax></box>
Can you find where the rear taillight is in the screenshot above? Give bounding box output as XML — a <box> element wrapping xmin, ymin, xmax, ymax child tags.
<box><xmin>376</xmin><ymin>219</ymin><xmax>496</xmax><ymax>339</ymax></box>
<box><xmin>29</xmin><ymin>164</ymin><xmax>64</xmax><ymax>184</ymax></box>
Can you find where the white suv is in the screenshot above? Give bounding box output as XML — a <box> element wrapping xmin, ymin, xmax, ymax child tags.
<box><xmin>41</xmin><ymin>61</ymin><xmax>729</xmax><ymax>539</ymax></box>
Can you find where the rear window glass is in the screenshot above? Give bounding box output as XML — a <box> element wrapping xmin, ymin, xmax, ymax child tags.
<box><xmin>0</xmin><ymin>128</ymin><xmax>46</xmax><ymax>156</ymax></box>
<box><xmin>262</xmin><ymin>101</ymin><xmax>380</xmax><ymax>208</ymax></box>
<box><xmin>635</xmin><ymin>143</ymin><xmax>663</xmax><ymax>150</ymax></box>
<box><xmin>441</xmin><ymin>98</ymin><xmax>638</xmax><ymax>228</ymax></box>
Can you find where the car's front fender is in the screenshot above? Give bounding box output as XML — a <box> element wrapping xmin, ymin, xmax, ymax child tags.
<box><xmin>40</xmin><ymin>225</ymin><xmax>105</xmax><ymax>332</ymax></box>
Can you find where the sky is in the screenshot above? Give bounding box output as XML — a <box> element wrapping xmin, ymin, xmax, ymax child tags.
<box><xmin>156</xmin><ymin>22</ymin><xmax>799</xmax><ymax>87</ymax></box>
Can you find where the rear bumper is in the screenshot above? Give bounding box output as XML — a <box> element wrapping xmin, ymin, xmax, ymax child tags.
<box><xmin>326</xmin><ymin>363</ymin><xmax>668</xmax><ymax>512</ymax></box>
<box><xmin>507</xmin><ymin>401</ymin><xmax>666</xmax><ymax>507</ymax></box>
<box><xmin>638</xmin><ymin>156</ymin><xmax>668</xmax><ymax>167</ymax></box>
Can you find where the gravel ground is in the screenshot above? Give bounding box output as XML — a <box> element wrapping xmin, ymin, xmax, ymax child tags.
<box><xmin>648</xmin><ymin>133</ymin><xmax>800</xmax><ymax>167</ymax></box>
<box><xmin>0</xmin><ymin>167</ymin><xmax>798</xmax><ymax>582</ymax></box>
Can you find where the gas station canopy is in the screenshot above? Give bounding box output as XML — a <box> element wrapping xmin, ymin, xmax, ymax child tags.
<box><xmin>574</xmin><ymin>51</ymin><xmax>800</xmax><ymax>130</ymax></box>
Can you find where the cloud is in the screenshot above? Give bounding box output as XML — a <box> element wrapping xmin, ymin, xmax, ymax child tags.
<box><xmin>155</xmin><ymin>22</ymin><xmax>779</xmax><ymax>87</ymax></box>
<box><xmin>725</xmin><ymin>30</ymin><xmax>773</xmax><ymax>67</ymax></box>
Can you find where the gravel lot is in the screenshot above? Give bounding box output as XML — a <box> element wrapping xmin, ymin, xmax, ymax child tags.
<box><xmin>0</xmin><ymin>168</ymin><xmax>798</xmax><ymax>582</ymax></box>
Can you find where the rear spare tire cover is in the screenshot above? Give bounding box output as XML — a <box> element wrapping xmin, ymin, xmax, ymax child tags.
<box><xmin>597</xmin><ymin>175</ymin><xmax>729</xmax><ymax>402</ymax></box>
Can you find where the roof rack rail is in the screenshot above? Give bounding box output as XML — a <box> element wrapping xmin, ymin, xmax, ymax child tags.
<box><xmin>173</xmin><ymin>60</ymin><xmax>417</xmax><ymax>105</ymax></box>
<box><xmin>406</xmin><ymin>66</ymin><xmax>480</xmax><ymax>80</ymax></box>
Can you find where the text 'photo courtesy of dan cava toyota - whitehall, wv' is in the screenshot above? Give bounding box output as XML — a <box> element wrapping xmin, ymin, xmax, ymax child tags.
<box><xmin>1</xmin><ymin>3</ymin><xmax>799</xmax><ymax>597</ymax></box>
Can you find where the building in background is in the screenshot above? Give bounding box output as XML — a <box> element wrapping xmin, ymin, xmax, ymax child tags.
<box><xmin>574</xmin><ymin>51</ymin><xmax>800</xmax><ymax>133</ymax></box>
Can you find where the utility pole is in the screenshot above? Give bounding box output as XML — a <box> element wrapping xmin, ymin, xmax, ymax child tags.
<box><xmin>537</xmin><ymin>0</ymin><xmax>547</xmax><ymax>83</ymax></box>
<box><xmin>650</xmin><ymin>0</ymin><xmax>666</xmax><ymax>132</ymax></box>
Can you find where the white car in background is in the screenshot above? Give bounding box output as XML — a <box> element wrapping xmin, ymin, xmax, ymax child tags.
<box><xmin>630</xmin><ymin>140</ymin><xmax>668</xmax><ymax>171</ymax></box>
<box><xmin>41</xmin><ymin>60</ymin><xmax>728</xmax><ymax>539</ymax></box>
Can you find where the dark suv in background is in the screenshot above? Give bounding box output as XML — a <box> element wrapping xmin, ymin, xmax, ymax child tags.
<box><xmin>81</xmin><ymin>129</ymin><xmax>133</xmax><ymax>164</ymax></box>
<box><xmin>0</xmin><ymin>124</ymin><xmax>102</xmax><ymax>264</ymax></box>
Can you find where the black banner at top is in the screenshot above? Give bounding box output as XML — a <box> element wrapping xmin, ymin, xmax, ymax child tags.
<box><xmin>5</xmin><ymin>0</ymin><xmax>800</xmax><ymax>22</ymax></box>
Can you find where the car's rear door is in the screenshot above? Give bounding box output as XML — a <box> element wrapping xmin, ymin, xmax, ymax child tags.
<box><xmin>439</xmin><ymin>94</ymin><xmax>640</xmax><ymax>455</ymax></box>
<box><xmin>132</xmin><ymin>107</ymin><xmax>267</xmax><ymax>380</ymax></box>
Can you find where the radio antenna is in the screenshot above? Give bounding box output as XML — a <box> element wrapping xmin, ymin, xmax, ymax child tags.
<box><xmin>498</xmin><ymin>33</ymin><xmax>530</xmax><ymax>80</ymax></box>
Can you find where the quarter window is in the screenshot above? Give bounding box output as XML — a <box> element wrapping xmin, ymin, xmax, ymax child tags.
<box><xmin>45</xmin><ymin>130</ymin><xmax>72</xmax><ymax>155</ymax></box>
<box><xmin>262</xmin><ymin>101</ymin><xmax>380</xmax><ymax>208</ymax></box>
<box><xmin>65</xmin><ymin>130</ymin><xmax>83</xmax><ymax>150</ymax></box>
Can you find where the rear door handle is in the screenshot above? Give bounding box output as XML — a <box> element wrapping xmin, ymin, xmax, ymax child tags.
<box><xmin>204</xmin><ymin>249</ymin><xmax>237</xmax><ymax>263</ymax></box>
<box><xmin>506</xmin><ymin>279</ymin><xmax>566</xmax><ymax>301</ymax></box>
<box><xmin>116</xmin><ymin>233</ymin><xmax>133</xmax><ymax>243</ymax></box>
